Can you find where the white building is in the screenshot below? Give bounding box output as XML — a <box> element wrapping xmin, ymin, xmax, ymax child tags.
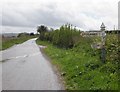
<box><xmin>81</xmin><ymin>23</ymin><xmax>106</xmax><ymax>37</ymax></box>
<box><xmin>81</xmin><ymin>30</ymin><xmax>102</xmax><ymax>37</ymax></box>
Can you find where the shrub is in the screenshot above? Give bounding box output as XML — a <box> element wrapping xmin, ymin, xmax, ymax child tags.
<box><xmin>17</xmin><ymin>33</ymin><xmax>29</xmax><ymax>37</ymax></box>
<box><xmin>37</xmin><ymin>24</ymin><xmax>81</xmax><ymax>49</ymax></box>
<box><xmin>29</xmin><ymin>33</ymin><xmax>34</xmax><ymax>36</ymax></box>
<box><xmin>57</xmin><ymin>24</ymin><xmax>73</xmax><ymax>48</ymax></box>
<box><xmin>37</xmin><ymin>25</ymin><xmax>48</xmax><ymax>41</ymax></box>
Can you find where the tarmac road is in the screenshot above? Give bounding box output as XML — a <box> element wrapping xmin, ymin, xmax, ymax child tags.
<box><xmin>1</xmin><ymin>38</ymin><xmax>64</xmax><ymax>90</ymax></box>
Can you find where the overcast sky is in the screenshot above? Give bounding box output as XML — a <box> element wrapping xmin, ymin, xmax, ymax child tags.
<box><xmin>0</xmin><ymin>0</ymin><xmax>119</xmax><ymax>33</ymax></box>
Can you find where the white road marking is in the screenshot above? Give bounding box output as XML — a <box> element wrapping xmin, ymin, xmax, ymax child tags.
<box><xmin>2</xmin><ymin>52</ymin><xmax>40</xmax><ymax>61</ymax></box>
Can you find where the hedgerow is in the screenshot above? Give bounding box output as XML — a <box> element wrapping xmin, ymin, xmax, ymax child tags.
<box><xmin>38</xmin><ymin>24</ymin><xmax>81</xmax><ymax>49</ymax></box>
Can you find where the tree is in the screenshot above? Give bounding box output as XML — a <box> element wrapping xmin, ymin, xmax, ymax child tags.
<box><xmin>37</xmin><ymin>25</ymin><xmax>48</xmax><ymax>40</ymax></box>
<box><xmin>29</xmin><ymin>33</ymin><xmax>34</xmax><ymax>36</ymax></box>
<box><xmin>37</xmin><ymin>25</ymin><xmax>48</xmax><ymax>34</ymax></box>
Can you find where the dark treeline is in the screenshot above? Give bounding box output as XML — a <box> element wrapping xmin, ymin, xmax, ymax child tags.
<box><xmin>105</xmin><ymin>30</ymin><xmax>120</xmax><ymax>34</ymax></box>
<box><xmin>37</xmin><ymin>24</ymin><xmax>81</xmax><ymax>49</ymax></box>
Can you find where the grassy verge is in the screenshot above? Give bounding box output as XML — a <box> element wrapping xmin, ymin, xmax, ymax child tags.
<box><xmin>36</xmin><ymin>34</ymin><xmax>119</xmax><ymax>90</ymax></box>
<box><xmin>1</xmin><ymin>35</ymin><xmax>36</xmax><ymax>50</ymax></box>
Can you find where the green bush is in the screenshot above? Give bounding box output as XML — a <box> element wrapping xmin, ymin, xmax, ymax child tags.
<box><xmin>37</xmin><ymin>24</ymin><xmax>81</xmax><ymax>49</ymax></box>
<box><xmin>57</xmin><ymin>24</ymin><xmax>74</xmax><ymax>48</ymax></box>
<box><xmin>17</xmin><ymin>32</ymin><xmax>29</xmax><ymax>37</ymax></box>
<box><xmin>52</xmin><ymin>29</ymin><xmax>60</xmax><ymax>45</ymax></box>
<box><xmin>37</xmin><ymin>25</ymin><xmax>48</xmax><ymax>41</ymax></box>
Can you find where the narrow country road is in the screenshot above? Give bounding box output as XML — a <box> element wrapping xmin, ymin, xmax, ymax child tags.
<box><xmin>1</xmin><ymin>38</ymin><xmax>64</xmax><ymax>90</ymax></box>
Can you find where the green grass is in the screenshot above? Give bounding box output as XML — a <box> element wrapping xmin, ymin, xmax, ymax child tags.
<box><xmin>36</xmin><ymin>34</ymin><xmax>119</xmax><ymax>90</ymax></box>
<box><xmin>1</xmin><ymin>35</ymin><xmax>36</xmax><ymax>50</ymax></box>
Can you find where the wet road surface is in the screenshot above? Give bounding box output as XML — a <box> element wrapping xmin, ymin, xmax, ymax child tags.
<box><xmin>1</xmin><ymin>38</ymin><xmax>63</xmax><ymax>90</ymax></box>
<box><xmin>0</xmin><ymin>59</ymin><xmax>2</xmax><ymax>91</ymax></box>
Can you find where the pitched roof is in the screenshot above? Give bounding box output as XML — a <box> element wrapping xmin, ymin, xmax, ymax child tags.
<box><xmin>101</xmin><ymin>22</ymin><xmax>105</xmax><ymax>28</ymax></box>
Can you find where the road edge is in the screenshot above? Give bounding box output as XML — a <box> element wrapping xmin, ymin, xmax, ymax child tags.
<box><xmin>37</xmin><ymin>45</ymin><xmax>65</xmax><ymax>90</ymax></box>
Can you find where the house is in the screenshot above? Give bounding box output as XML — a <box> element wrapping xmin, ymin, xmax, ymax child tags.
<box><xmin>81</xmin><ymin>30</ymin><xmax>102</xmax><ymax>37</ymax></box>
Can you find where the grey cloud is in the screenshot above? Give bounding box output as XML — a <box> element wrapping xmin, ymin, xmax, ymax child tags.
<box><xmin>2</xmin><ymin>7</ymin><xmax>35</xmax><ymax>27</ymax></box>
<box><xmin>2</xmin><ymin>2</ymin><xmax>68</xmax><ymax>28</ymax></box>
<box><xmin>1</xmin><ymin>0</ymin><xmax>119</xmax><ymax>31</ymax></box>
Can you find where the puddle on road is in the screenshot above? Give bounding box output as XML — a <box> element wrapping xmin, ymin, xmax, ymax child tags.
<box><xmin>2</xmin><ymin>52</ymin><xmax>40</xmax><ymax>62</ymax></box>
<box><xmin>1</xmin><ymin>59</ymin><xmax>11</xmax><ymax>63</ymax></box>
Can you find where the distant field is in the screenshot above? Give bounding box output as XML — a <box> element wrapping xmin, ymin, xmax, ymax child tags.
<box><xmin>1</xmin><ymin>35</ymin><xmax>36</xmax><ymax>50</ymax></box>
